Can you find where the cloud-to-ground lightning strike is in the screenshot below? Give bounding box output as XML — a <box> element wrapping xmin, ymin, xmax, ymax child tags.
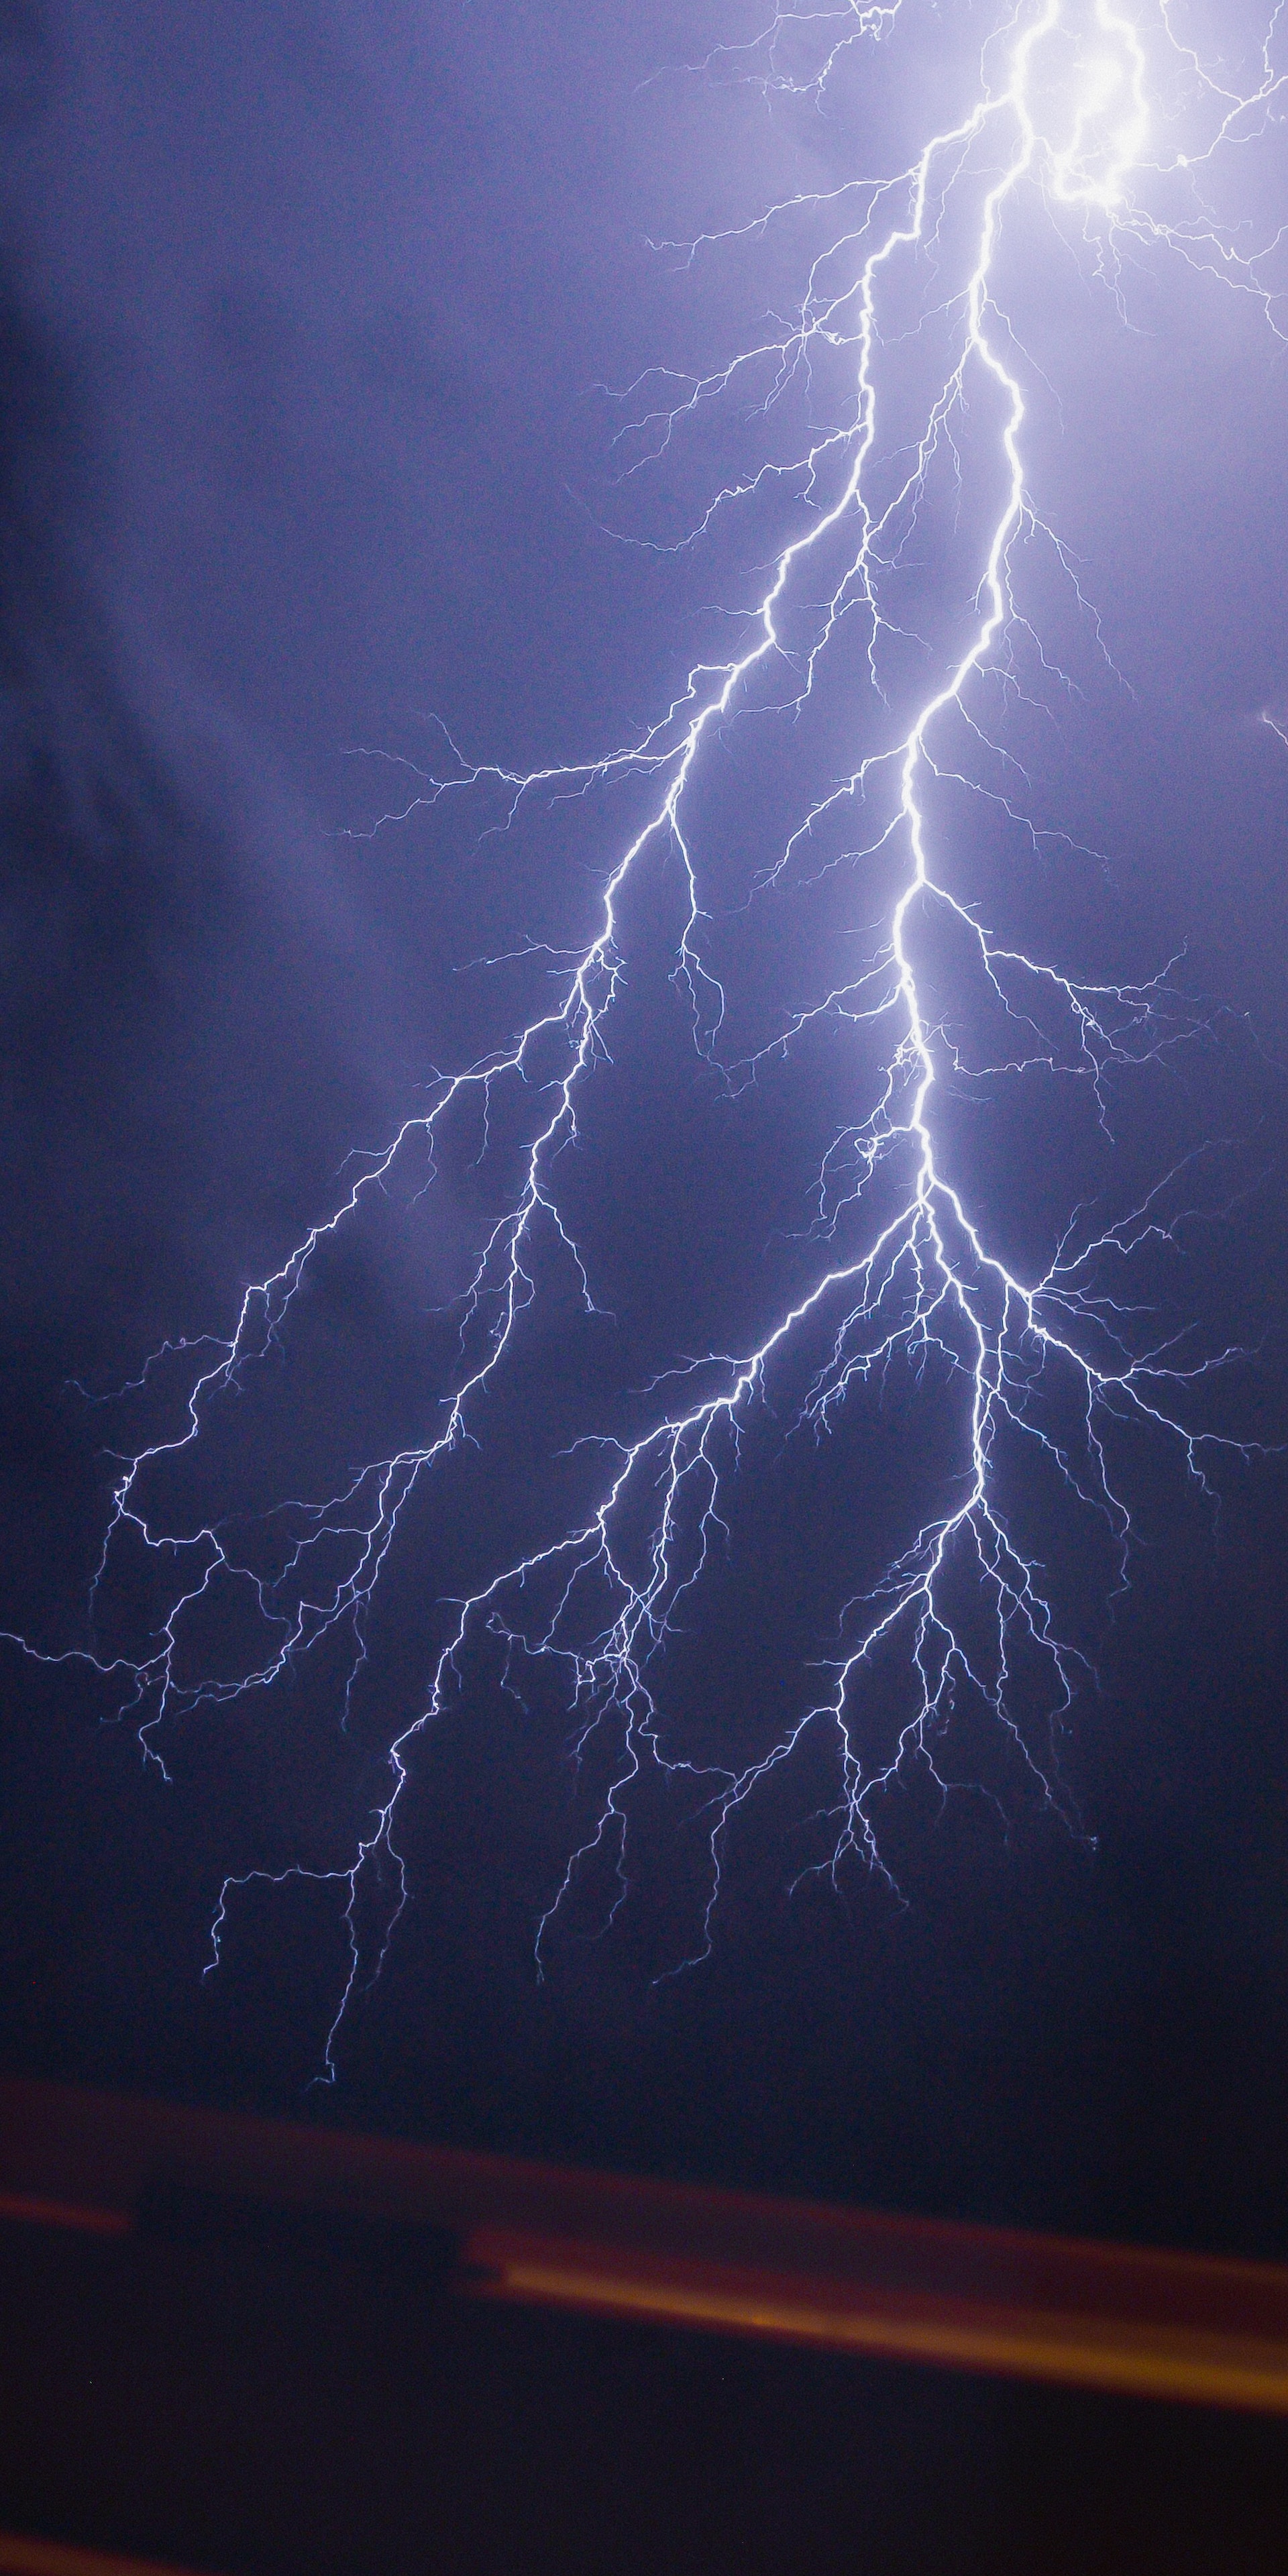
<box><xmin>9</xmin><ymin>1</ymin><xmax>1285</xmax><ymax>2074</ymax></box>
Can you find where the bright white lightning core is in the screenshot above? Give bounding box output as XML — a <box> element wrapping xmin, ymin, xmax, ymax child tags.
<box><xmin>12</xmin><ymin>0</ymin><xmax>1285</xmax><ymax>2072</ymax></box>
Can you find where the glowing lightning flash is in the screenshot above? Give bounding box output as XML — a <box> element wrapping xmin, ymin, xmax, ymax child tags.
<box><xmin>11</xmin><ymin>1</ymin><xmax>1285</xmax><ymax>2074</ymax></box>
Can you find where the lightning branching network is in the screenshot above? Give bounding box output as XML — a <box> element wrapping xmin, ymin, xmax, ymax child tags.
<box><xmin>13</xmin><ymin>0</ymin><xmax>1286</xmax><ymax>2074</ymax></box>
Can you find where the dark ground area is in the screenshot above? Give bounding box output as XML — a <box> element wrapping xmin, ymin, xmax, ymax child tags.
<box><xmin>3</xmin><ymin>2202</ymin><xmax>1288</xmax><ymax>2576</ymax></box>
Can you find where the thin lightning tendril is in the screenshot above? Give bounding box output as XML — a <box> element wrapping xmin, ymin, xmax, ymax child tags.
<box><xmin>11</xmin><ymin>0</ymin><xmax>1285</xmax><ymax>2077</ymax></box>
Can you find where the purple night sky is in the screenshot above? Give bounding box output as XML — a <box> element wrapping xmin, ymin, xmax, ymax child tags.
<box><xmin>1</xmin><ymin>0</ymin><xmax>1288</xmax><ymax>2257</ymax></box>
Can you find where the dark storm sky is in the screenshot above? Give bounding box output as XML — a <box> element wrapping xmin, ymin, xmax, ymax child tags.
<box><xmin>3</xmin><ymin>0</ymin><xmax>1288</xmax><ymax>2257</ymax></box>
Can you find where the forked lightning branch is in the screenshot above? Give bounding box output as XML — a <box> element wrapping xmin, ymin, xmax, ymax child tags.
<box><xmin>11</xmin><ymin>1</ymin><xmax>1285</xmax><ymax>2072</ymax></box>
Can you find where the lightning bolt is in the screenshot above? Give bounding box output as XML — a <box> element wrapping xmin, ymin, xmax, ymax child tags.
<box><xmin>11</xmin><ymin>0</ymin><xmax>1284</xmax><ymax>2077</ymax></box>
